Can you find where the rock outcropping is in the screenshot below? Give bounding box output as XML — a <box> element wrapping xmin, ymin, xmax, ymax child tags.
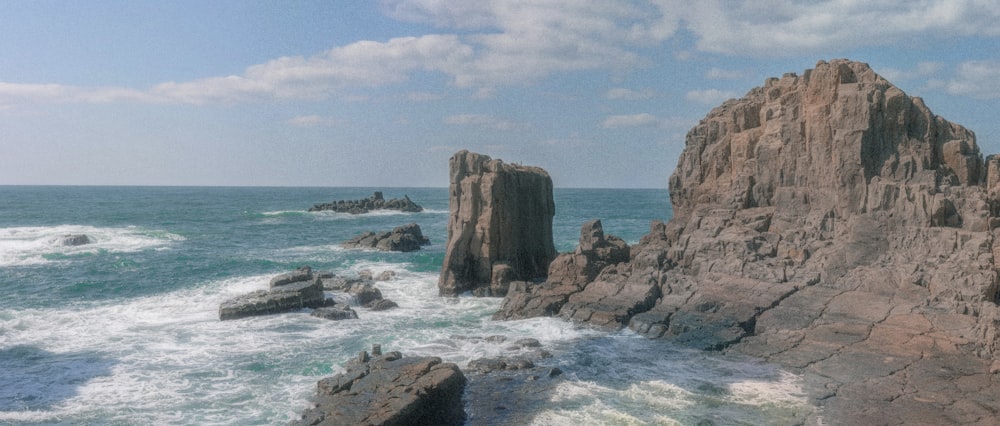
<box><xmin>293</xmin><ymin>346</ymin><xmax>466</xmax><ymax>426</ymax></box>
<box><xmin>219</xmin><ymin>266</ymin><xmax>329</xmax><ymax>320</ymax></box>
<box><xmin>439</xmin><ymin>150</ymin><xmax>557</xmax><ymax>296</ymax></box>
<box><xmin>497</xmin><ymin>60</ymin><xmax>1000</xmax><ymax>423</ymax></box>
<box><xmin>342</xmin><ymin>223</ymin><xmax>431</xmax><ymax>252</ymax></box>
<box><xmin>309</xmin><ymin>191</ymin><xmax>423</xmax><ymax>214</ymax></box>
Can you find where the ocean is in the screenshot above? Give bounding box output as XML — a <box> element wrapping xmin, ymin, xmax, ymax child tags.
<box><xmin>0</xmin><ymin>186</ymin><xmax>813</xmax><ymax>425</ymax></box>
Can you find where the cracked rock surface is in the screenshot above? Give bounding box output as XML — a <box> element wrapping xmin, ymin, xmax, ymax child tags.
<box><xmin>496</xmin><ymin>59</ymin><xmax>1000</xmax><ymax>424</ymax></box>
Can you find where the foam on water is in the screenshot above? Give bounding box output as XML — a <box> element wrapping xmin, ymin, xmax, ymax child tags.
<box><xmin>0</xmin><ymin>225</ymin><xmax>184</xmax><ymax>267</ymax></box>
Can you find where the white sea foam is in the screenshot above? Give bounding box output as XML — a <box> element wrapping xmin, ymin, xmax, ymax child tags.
<box><xmin>0</xmin><ymin>262</ymin><xmax>814</xmax><ymax>425</ymax></box>
<box><xmin>0</xmin><ymin>225</ymin><xmax>184</xmax><ymax>267</ymax></box>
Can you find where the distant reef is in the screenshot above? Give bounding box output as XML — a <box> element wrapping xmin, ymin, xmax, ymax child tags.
<box><xmin>464</xmin><ymin>60</ymin><xmax>1000</xmax><ymax>424</ymax></box>
<box><xmin>309</xmin><ymin>191</ymin><xmax>423</xmax><ymax>214</ymax></box>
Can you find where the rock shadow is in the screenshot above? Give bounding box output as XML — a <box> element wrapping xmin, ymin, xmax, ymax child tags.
<box><xmin>0</xmin><ymin>345</ymin><xmax>116</xmax><ymax>411</ymax></box>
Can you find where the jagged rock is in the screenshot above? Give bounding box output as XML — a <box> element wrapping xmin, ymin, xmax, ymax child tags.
<box><xmin>439</xmin><ymin>150</ymin><xmax>557</xmax><ymax>296</ymax></box>
<box><xmin>57</xmin><ymin>234</ymin><xmax>93</xmax><ymax>246</ymax></box>
<box><xmin>492</xmin><ymin>59</ymin><xmax>1000</xmax><ymax>423</ymax></box>
<box><xmin>494</xmin><ymin>220</ymin><xmax>635</xmax><ymax>323</ymax></box>
<box><xmin>342</xmin><ymin>223</ymin><xmax>431</xmax><ymax>252</ymax></box>
<box><xmin>311</xmin><ymin>304</ymin><xmax>359</xmax><ymax>321</ymax></box>
<box><xmin>308</xmin><ymin>191</ymin><xmax>423</xmax><ymax>214</ymax></box>
<box><xmin>293</xmin><ymin>347</ymin><xmax>466</xmax><ymax>426</ymax></box>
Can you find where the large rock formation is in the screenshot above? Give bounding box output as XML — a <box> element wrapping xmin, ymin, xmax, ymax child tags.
<box><xmin>439</xmin><ymin>150</ymin><xmax>557</xmax><ymax>296</ymax></box>
<box><xmin>293</xmin><ymin>346</ymin><xmax>466</xmax><ymax>426</ymax></box>
<box><xmin>498</xmin><ymin>60</ymin><xmax>1000</xmax><ymax>423</ymax></box>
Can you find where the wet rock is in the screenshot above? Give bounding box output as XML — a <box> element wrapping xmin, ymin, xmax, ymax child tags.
<box><xmin>219</xmin><ymin>271</ymin><xmax>326</xmax><ymax>321</ymax></box>
<box><xmin>342</xmin><ymin>223</ymin><xmax>431</xmax><ymax>252</ymax></box>
<box><xmin>363</xmin><ymin>299</ymin><xmax>399</xmax><ymax>311</ymax></box>
<box><xmin>57</xmin><ymin>234</ymin><xmax>93</xmax><ymax>246</ymax></box>
<box><xmin>311</xmin><ymin>304</ymin><xmax>358</xmax><ymax>321</ymax></box>
<box><xmin>293</xmin><ymin>347</ymin><xmax>466</xmax><ymax>426</ymax></box>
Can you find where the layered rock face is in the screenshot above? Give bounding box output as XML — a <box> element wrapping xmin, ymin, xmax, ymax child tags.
<box><xmin>498</xmin><ymin>59</ymin><xmax>1000</xmax><ymax>423</ymax></box>
<box><xmin>342</xmin><ymin>222</ymin><xmax>431</xmax><ymax>252</ymax></box>
<box><xmin>439</xmin><ymin>150</ymin><xmax>557</xmax><ymax>296</ymax></box>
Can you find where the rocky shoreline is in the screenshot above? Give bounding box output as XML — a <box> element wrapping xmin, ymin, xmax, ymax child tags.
<box><xmin>265</xmin><ymin>59</ymin><xmax>1000</xmax><ymax>424</ymax></box>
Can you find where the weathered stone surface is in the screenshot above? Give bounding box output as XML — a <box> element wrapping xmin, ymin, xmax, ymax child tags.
<box><xmin>342</xmin><ymin>223</ymin><xmax>430</xmax><ymax>252</ymax></box>
<box><xmin>363</xmin><ymin>299</ymin><xmax>399</xmax><ymax>311</ymax></box>
<box><xmin>493</xmin><ymin>59</ymin><xmax>1000</xmax><ymax>423</ymax></box>
<box><xmin>293</xmin><ymin>348</ymin><xmax>466</xmax><ymax>426</ymax></box>
<box><xmin>309</xmin><ymin>191</ymin><xmax>423</xmax><ymax>214</ymax></box>
<box><xmin>439</xmin><ymin>150</ymin><xmax>557</xmax><ymax>296</ymax></box>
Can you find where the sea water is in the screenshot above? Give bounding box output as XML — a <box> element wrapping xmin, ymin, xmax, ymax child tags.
<box><xmin>0</xmin><ymin>186</ymin><xmax>814</xmax><ymax>425</ymax></box>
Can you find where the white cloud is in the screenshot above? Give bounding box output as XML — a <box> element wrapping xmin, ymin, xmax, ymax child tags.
<box><xmin>932</xmin><ymin>60</ymin><xmax>1000</xmax><ymax>100</ymax></box>
<box><xmin>685</xmin><ymin>89</ymin><xmax>738</xmax><ymax>105</ymax></box>
<box><xmin>444</xmin><ymin>114</ymin><xmax>526</xmax><ymax>131</ymax></box>
<box><xmin>605</xmin><ymin>87</ymin><xmax>657</xmax><ymax>100</ymax></box>
<box><xmin>287</xmin><ymin>115</ymin><xmax>344</xmax><ymax>127</ymax></box>
<box><xmin>684</xmin><ymin>0</ymin><xmax>1000</xmax><ymax>56</ymax></box>
<box><xmin>602</xmin><ymin>113</ymin><xmax>661</xmax><ymax>128</ymax></box>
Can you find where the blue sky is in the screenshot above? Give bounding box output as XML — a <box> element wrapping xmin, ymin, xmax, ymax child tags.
<box><xmin>1</xmin><ymin>0</ymin><xmax>999</xmax><ymax>188</ymax></box>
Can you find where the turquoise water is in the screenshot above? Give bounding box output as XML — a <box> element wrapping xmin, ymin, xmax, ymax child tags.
<box><xmin>0</xmin><ymin>186</ymin><xmax>813</xmax><ymax>424</ymax></box>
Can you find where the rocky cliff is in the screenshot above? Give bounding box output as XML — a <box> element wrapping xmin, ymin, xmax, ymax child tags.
<box><xmin>498</xmin><ymin>59</ymin><xmax>1000</xmax><ymax>423</ymax></box>
<box><xmin>439</xmin><ymin>150</ymin><xmax>557</xmax><ymax>296</ymax></box>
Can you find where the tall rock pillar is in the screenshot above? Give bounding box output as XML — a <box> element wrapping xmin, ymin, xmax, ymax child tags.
<box><xmin>439</xmin><ymin>150</ymin><xmax>557</xmax><ymax>296</ymax></box>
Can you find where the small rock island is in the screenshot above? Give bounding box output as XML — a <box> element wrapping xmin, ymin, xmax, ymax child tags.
<box><xmin>309</xmin><ymin>191</ymin><xmax>422</xmax><ymax>214</ymax></box>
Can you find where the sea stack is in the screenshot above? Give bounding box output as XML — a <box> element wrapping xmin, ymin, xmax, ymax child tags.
<box><xmin>439</xmin><ymin>150</ymin><xmax>557</xmax><ymax>296</ymax></box>
<box><xmin>497</xmin><ymin>59</ymin><xmax>1000</xmax><ymax>423</ymax></box>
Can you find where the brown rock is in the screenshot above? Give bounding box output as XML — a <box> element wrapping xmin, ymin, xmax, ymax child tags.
<box><xmin>439</xmin><ymin>150</ymin><xmax>557</xmax><ymax>296</ymax></box>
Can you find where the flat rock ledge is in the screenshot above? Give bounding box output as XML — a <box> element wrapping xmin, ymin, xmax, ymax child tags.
<box><xmin>219</xmin><ymin>267</ymin><xmax>397</xmax><ymax>320</ymax></box>
<box><xmin>309</xmin><ymin>191</ymin><xmax>423</xmax><ymax>214</ymax></box>
<box><xmin>293</xmin><ymin>346</ymin><xmax>466</xmax><ymax>426</ymax></box>
<box><xmin>342</xmin><ymin>223</ymin><xmax>430</xmax><ymax>252</ymax></box>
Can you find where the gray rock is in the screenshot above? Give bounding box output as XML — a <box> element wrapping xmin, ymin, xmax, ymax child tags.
<box><xmin>293</xmin><ymin>349</ymin><xmax>466</xmax><ymax>426</ymax></box>
<box><xmin>308</xmin><ymin>192</ymin><xmax>423</xmax><ymax>214</ymax></box>
<box><xmin>311</xmin><ymin>304</ymin><xmax>358</xmax><ymax>321</ymax></box>
<box><xmin>57</xmin><ymin>234</ymin><xmax>93</xmax><ymax>246</ymax></box>
<box><xmin>342</xmin><ymin>223</ymin><xmax>430</xmax><ymax>252</ymax></box>
<box><xmin>219</xmin><ymin>276</ymin><xmax>325</xmax><ymax>321</ymax></box>
<box><xmin>363</xmin><ymin>299</ymin><xmax>399</xmax><ymax>311</ymax></box>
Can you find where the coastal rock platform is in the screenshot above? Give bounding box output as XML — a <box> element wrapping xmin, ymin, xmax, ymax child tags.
<box><xmin>494</xmin><ymin>59</ymin><xmax>1000</xmax><ymax>424</ymax></box>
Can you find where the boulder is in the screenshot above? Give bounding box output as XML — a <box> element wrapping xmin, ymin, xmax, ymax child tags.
<box><xmin>439</xmin><ymin>150</ymin><xmax>557</xmax><ymax>296</ymax></box>
<box><xmin>363</xmin><ymin>299</ymin><xmax>399</xmax><ymax>311</ymax></box>
<box><xmin>219</xmin><ymin>274</ymin><xmax>327</xmax><ymax>321</ymax></box>
<box><xmin>293</xmin><ymin>347</ymin><xmax>466</xmax><ymax>426</ymax></box>
<box><xmin>308</xmin><ymin>191</ymin><xmax>423</xmax><ymax>214</ymax></box>
<box><xmin>342</xmin><ymin>223</ymin><xmax>431</xmax><ymax>252</ymax></box>
<box><xmin>311</xmin><ymin>304</ymin><xmax>359</xmax><ymax>321</ymax></box>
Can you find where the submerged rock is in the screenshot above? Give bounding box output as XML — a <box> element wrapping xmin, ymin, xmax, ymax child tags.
<box><xmin>57</xmin><ymin>234</ymin><xmax>93</xmax><ymax>246</ymax></box>
<box><xmin>439</xmin><ymin>150</ymin><xmax>557</xmax><ymax>296</ymax></box>
<box><xmin>309</xmin><ymin>191</ymin><xmax>423</xmax><ymax>214</ymax></box>
<box><xmin>342</xmin><ymin>222</ymin><xmax>430</xmax><ymax>252</ymax></box>
<box><xmin>293</xmin><ymin>346</ymin><xmax>466</xmax><ymax>426</ymax></box>
<box><xmin>311</xmin><ymin>304</ymin><xmax>358</xmax><ymax>321</ymax></box>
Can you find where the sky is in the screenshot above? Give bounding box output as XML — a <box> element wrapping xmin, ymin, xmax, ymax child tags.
<box><xmin>1</xmin><ymin>1</ymin><xmax>999</xmax><ymax>188</ymax></box>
